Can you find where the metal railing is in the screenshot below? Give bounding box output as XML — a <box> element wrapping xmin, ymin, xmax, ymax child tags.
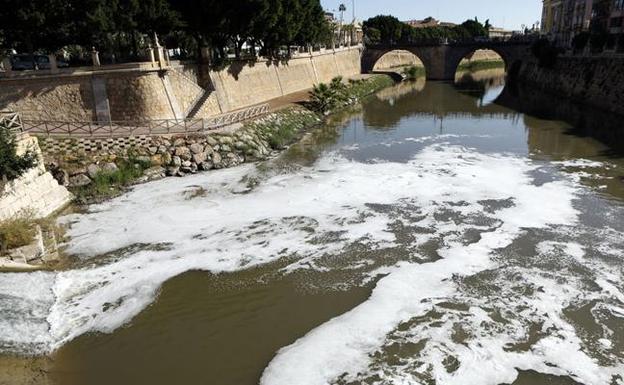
<box><xmin>0</xmin><ymin>111</ymin><xmax>24</xmax><ymax>134</ymax></box>
<box><xmin>22</xmin><ymin>103</ymin><xmax>270</xmax><ymax>138</ymax></box>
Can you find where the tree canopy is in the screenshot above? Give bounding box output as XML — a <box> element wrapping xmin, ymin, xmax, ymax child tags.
<box><xmin>0</xmin><ymin>0</ymin><xmax>331</xmax><ymax>62</ymax></box>
<box><xmin>363</xmin><ymin>16</ymin><xmax>491</xmax><ymax>46</ymax></box>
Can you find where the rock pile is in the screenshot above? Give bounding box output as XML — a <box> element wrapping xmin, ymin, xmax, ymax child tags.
<box><xmin>46</xmin><ymin>107</ymin><xmax>320</xmax><ymax>188</ymax></box>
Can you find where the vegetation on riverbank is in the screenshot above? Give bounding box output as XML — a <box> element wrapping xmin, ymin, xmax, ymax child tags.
<box><xmin>0</xmin><ymin>129</ymin><xmax>38</xmax><ymax>192</ymax></box>
<box><xmin>309</xmin><ymin>75</ymin><xmax>395</xmax><ymax>114</ymax></box>
<box><xmin>70</xmin><ymin>157</ymin><xmax>152</xmax><ymax>204</ymax></box>
<box><xmin>0</xmin><ymin>210</ymin><xmax>63</xmax><ymax>253</ymax></box>
<box><xmin>403</xmin><ymin>65</ymin><xmax>426</xmax><ymax>80</ymax></box>
<box><xmin>49</xmin><ymin>75</ymin><xmax>395</xmax><ymax>205</ymax></box>
<box><xmin>457</xmin><ymin>60</ymin><xmax>505</xmax><ymax>72</ymax></box>
<box><xmin>0</xmin><ymin>212</ymin><xmax>36</xmax><ymax>251</ymax></box>
<box><xmin>250</xmin><ymin>109</ymin><xmax>321</xmax><ymax>150</ymax></box>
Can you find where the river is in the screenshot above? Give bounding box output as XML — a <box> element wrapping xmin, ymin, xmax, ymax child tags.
<box><xmin>1</xmin><ymin>69</ymin><xmax>623</xmax><ymax>385</ymax></box>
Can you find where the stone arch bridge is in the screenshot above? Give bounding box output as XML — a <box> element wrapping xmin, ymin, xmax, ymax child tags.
<box><xmin>362</xmin><ymin>41</ymin><xmax>533</xmax><ymax>80</ymax></box>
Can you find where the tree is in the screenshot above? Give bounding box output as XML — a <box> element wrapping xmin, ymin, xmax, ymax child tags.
<box><xmin>295</xmin><ymin>0</ymin><xmax>331</xmax><ymax>48</ymax></box>
<box><xmin>0</xmin><ymin>128</ymin><xmax>38</xmax><ymax>191</ymax></box>
<box><xmin>363</xmin><ymin>15</ymin><xmax>403</xmax><ymax>45</ymax></box>
<box><xmin>0</xmin><ymin>0</ymin><xmax>74</xmax><ymax>53</ymax></box>
<box><xmin>460</xmin><ymin>18</ymin><xmax>488</xmax><ymax>38</ymax></box>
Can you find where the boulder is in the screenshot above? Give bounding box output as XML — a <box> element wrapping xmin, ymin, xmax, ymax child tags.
<box><xmin>102</xmin><ymin>162</ymin><xmax>118</xmax><ymax>173</ymax></box>
<box><xmin>212</xmin><ymin>152</ymin><xmax>222</xmax><ymax>166</ymax></box>
<box><xmin>199</xmin><ymin>161</ymin><xmax>214</xmax><ymax>171</ymax></box>
<box><xmin>192</xmin><ymin>152</ymin><xmax>207</xmax><ymax>164</ymax></box>
<box><xmin>162</xmin><ymin>152</ymin><xmax>172</xmax><ymax>165</ymax></box>
<box><xmin>166</xmin><ymin>166</ymin><xmax>180</xmax><ymax>176</ymax></box>
<box><xmin>143</xmin><ymin>166</ymin><xmax>166</xmax><ymax>181</ymax></box>
<box><xmin>86</xmin><ymin>164</ymin><xmax>101</xmax><ymax>178</ymax></box>
<box><xmin>189</xmin><ymin>143</ymin><xmax>204</xmax><ymax>154</ymax></box>
<box><xmin>175</xmin><ymin>146</ymin><xmax>192</xmax><ymax>161</ymax></box>
<box><xmin>172</xmin><ymin>156</ymin><xmax>182</xmax><ymax>167</ymax></box>
<box><xmin>69</xmin><ymin>174</ymin><xmax>92</xmax><ymax>187</ymax></box>
<box><xmin>149</xmin><ymin>155</ymin><xmax>162</xmax><ymax>166</ymax></box>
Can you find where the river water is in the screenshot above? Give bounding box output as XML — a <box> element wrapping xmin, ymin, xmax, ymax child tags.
<box><xmin>1</xmin><ymin>70</ymin><xmax>624</xmax><ymax>385</ymax></box>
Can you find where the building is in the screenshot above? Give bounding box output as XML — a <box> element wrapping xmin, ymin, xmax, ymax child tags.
<box><xmin>541</xmin><ymin>0</ymin><xmax>594</xmax><ymax>46</ymax></box>
<box><xmin>608</xmin><ymin>0</ymin><xmax>624</xmax><ymax>34</ymax></box>
<box><xmin>404</xmin><ymin>17</ymin><xmax>457</xmax><ymax>29</ymax></box>
<box><xmin>488</xmin><ymin>27</ymin><xmax>515</xmax><ymax>39</ymax></box>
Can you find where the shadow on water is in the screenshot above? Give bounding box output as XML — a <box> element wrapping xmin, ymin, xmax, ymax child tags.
<box><xmin>497</xmin><ymin>78</ymin><xmax>624</xmax><ymax>158</ymax></box>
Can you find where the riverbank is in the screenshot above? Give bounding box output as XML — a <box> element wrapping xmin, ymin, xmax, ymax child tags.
<box><xmin>59</xmin><ymin>74</ymin><xmax>395</xmax><ymax>203</ymax></box>
<box><xmin>513</xmin><ymin>55</ymin><xmax>624</xmax><ymax>116</ymax></box>
<box><xmin>0</xmin><ymin>74</ymin><xmax>397</xmax><ymax>272</ymax></box>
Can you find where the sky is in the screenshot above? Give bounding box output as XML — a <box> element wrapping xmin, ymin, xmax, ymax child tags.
<box><xmin>320</xmin><ymin>0</ymin><xmax>543</xmax><ymax>31</ymax></box>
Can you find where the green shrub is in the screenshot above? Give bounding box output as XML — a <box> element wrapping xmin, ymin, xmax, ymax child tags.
<box><xmin>456</xmin><ymin>60</ymin><xmax>505</xmax><ymax>72</ymax></box>
<box><xmin>0</xmin><ymin>129</ymin><xmax>38</xmax><ymax>189</ymax></box>
<box><xmin>403</xmin><ymin>65</ymin><xmax>425</xmax><ymax>80</ymax></box>
<box><xmin>309</xmin><ymin>76</ymin><xmax>349</xmax><ymax>114</ymax></box>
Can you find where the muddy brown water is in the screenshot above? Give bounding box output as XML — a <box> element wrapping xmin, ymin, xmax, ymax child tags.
<box><xmin>1</xmin><ymin>69</ymin><xmax>623</xmax><ymax>385</ymax></box>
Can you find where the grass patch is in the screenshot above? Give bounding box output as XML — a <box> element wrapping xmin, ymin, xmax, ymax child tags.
<box><xmin>251</xmin><ymin>108</ymin><xmax>321</xmax><ymax>150</ymax></box>
<box><xmin>71</xmin><ymin>157</ymin><xmax>151</xmax><ymax>203</ymax></box>
<box><xmin>457</xmin><ymin>60</ymin><xmax>505</xmax><ymax>72</ymax></box>
<box><xmin>0</xmin><ymin>210</ymin><xmax>65</xmax><ymax>253</ymax></box>
<box><xmin>0</xmin><ymin>212</ymin><xmax>37</xmax><ymax>251</ymax></box>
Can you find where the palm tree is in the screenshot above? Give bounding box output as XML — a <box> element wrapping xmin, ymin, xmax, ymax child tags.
<box><xmin>338</xmin><ymin>3</ymin><xmax>347</xmax><ymax>46</ymax></box>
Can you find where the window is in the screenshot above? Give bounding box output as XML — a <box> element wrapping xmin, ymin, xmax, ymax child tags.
<box><xmin>615</xmin><ymin>0</ymin><xmax>624</xmax><ymax>10</ymax></box>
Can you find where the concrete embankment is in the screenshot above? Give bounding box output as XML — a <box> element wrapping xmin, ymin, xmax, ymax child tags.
<box><xmin>40</xmin><ymin>75</ymin><xmax>395</xmax><ymax>200</ymax></box>
<box><xmin>514</xmin><ymin>56</ymin><xmax>624</xmax><ymax>116</ymax></box>
<box><xmin>0</xmin><ymin>47</ymin><xmax>363</xmax><ymax>122</ymax></box>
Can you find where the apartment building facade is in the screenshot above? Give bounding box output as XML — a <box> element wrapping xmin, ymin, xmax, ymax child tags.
<box><xmin>542</xmin><ymin>0</ymin><xmax>624</xmax><ymax>46</ymax></box>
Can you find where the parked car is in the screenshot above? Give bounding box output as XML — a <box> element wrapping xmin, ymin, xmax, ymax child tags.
<box><xmin>10</xmin><ymin>54</ymin><xmax>36</xmax><ymax>70</ymax></box>
<box><xmin>10</xmin><ymin>54</ymin><xmax>69</xmax><ymax>70</ymax></box>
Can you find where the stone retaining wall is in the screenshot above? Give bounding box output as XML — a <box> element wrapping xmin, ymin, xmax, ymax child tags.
<box><xmin>0</xmin><ymin>134</ymin><xmax>72</xmax><ymax>220</ymax></box>
<box><xmin>0</xmin><ymin>48</ymin><xmax>363</xmax><ymax>122</ymax></box>
<box><xmin>205</xmin><ymin>48</ymin><xmax>362</xmax><ymax>113</ymax></box>
<box><xmin>515</xmin><ymin>56</ymin><xmax>624</xmax><ymax>116</ymax></box>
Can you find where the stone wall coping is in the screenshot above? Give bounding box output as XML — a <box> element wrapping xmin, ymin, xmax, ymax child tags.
<box><xmin>0</xmin><ymin>63</ymin><xmax>162</xmax><ymax>82</ymax></box>
<box><xmin>170</xmin><ymin>44</ymin><xmax>364</xmax><ymax>70</ymax></box>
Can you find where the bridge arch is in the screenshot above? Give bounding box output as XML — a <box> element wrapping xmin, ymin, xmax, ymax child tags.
<box><xmin>362</xmin><ymin>42</ymin><xmax>530</xmax><ymax>81</ymax></box>
<box><xmin>370</xmin><ymin>49</ymin><xmax>426</xmax><ymax>76</ymax></box>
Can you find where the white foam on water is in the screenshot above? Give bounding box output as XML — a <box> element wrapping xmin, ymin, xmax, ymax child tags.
<box><xmin>0</xmin><ymin>140</ymin><xmax>622</xmax><ymax>385</ymax></box>
<box><xmin>554</xmin><ymin>159</ymin><xmax>606</xmax><ymax>169</ymax></box>
<box><xmin>260</xmin><ymin>147</ymin><xmax>602</xmax><ymax>385</ymax></box>
<box><xmin>2</xmin><ymin>143</ymin><xmax>545</xmax><ymax>353</ymax></box>
<box><xmin>0</xmin><ymin>272</ymin><xmax>55</xmax><ymax>353</ymax></box>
